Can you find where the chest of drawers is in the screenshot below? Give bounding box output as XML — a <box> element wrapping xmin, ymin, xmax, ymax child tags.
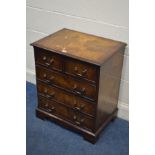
<box><xmin>31</xmin><ymin>28</ymin><xmax>126</xmax><ymax>143</ymax></box>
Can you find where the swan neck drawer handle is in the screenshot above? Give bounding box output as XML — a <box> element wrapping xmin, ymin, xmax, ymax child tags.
<box><xmin>74</xmin><ymin>66</ymin><xmax>87</xmax><ymax>77</ymax></box>
<box><xmin>45</xmin><ymin>58</ymin><xmax>54</xmax><ymax>66</ymax></box>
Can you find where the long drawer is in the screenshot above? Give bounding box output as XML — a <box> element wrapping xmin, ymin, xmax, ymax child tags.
<box><xmin>36</xmin><ymin>66</ymin><xmax>97</xmax><ymax>101</ymax></box>
<box><xmin>37</xmin><ymin>81</ymin><xmax>96</xmax><ymax>117</ymax></box>
<box><xmin>38</xmin><ymin>96</ymin><xmax>94</xmax><ymax>131</ymax></box>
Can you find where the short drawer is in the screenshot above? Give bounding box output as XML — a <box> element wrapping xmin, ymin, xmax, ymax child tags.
<box><xmin>36</xmin><ymin>66</ymin><xmax>97</xmax><ymax>101</ymax></box>
<box><xmin>34</xmin><ymin>47</ymin><xmax>63</xmax><ymax>72</ymax></box>
<box><xmin>37</xmin><ymin>81</ymin><xmax>96</xmax><ymax>117</ymax></box>
<box><xmin>65</xmin><ymin>58</ymin><xmax>97</xmax><ymax>83</ymax></box>
<box><xmin>38</xmin><ymin>96</ymin><xmax>94</xmax><ymax>131</ymax></box>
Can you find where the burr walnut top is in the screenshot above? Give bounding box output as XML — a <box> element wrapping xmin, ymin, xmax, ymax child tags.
<box><xmin>31</xmin><ymin>28</ymin><xmax>126</xmax><ymax>66</ymax></box>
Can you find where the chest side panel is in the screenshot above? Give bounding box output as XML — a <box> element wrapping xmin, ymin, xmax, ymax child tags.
<box><xmin>96</xmin><ymin>48</ymin><xmax>125</xmax><ymax>129</ymax></box>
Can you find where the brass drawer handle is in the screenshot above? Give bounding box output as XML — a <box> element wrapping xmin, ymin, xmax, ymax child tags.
<box><xmin>43</xmin><ymin>56</ymin><xmax>47</xmax><ymax>61</ymax></box>
<box><xmin>43</xmin><ymin>73</ymin><xmax>50</xmax><ymax>83</ymax></box>
<box><xmin>75</xmin><ymin>121</ymin><xmax>81</xmax><ymax>125</ymax></box>
<box><xmin>51</xmin><ymin>106</ymin><xmax>55</xmax><ymax>110</ymax></box>
<box><xmin>43</xmin><ymin>73</ymin><xmax>47</xmax><ymax>78</ymax></box>
<box><xmin>73</xmin><ymin>100</ymin><xmax>77</xmax><ymax>106</ymax></box>
<box><xmin>74</xmin><ymin>89</ymin><xmax>85</xmax><ymax>95</ymax></box>
<box><xmin>75</xmin><ymin>119</ymin><xmax>85</xmax><ymax>125</ymax></box>
<box><xmin>45</xmin><ymin>94</ymin><xmax>51</xmax><ymax>99</ymax></box>
<box><xmin>45</xmin><ymin>62</ymin><xmax>50</xmax><ymax>66</ymax></box>
<box><xmin>44</xmin><ymin>80</ymin><xmax>50</xmax><ymax>83</ymax></box>
<box><xmin>81</xmin><ymin>88</ymin><xmax>86</xmax><ymax>93</ymax></box>
<box><xmin>45</xmin><ymin>103</ymin><xmax>49</xmax><ymax>108</ymax></box>
<box><xmin>73</xmin><ymin>115</ymin><xmax>77</xmax><ymax>120</ymax></box>
<box><xmin>74</xmin><ymin>107</ymin><xmax>80</xmax><ymax>110</ymax></box>
<box><xmin>50</xmin><ymin>58</ymin><xmax>54</xmax><ymax>64</ymax></box>
<box><xmin>73</xmin><ymin>84</ymin><xmax>77</xmax><ymax>90</ymax></box>
<box><xmin>73</xmin><ymin>100</ymin><xmax>85</xmax><ymax>110</ymax></box>
<box><xmin>47</xmin><ymin>106</ymin><xmax>55</xmax><ymax>113</ymax></box>
<box><xmin>74</xmin><ymin>104</ymin><xmax>85</xmax><ymax>111</ymax></box>
<box><xmin>82</xmin><ymin>69</ymin><xmax>87</xmax><ymax>75</ymax></box>
<box><xmin>44</xmin><ymin>88</ymin><xmax>48</xmax><ymax>93</ymax></box>
<box><xmin>46</xmin><ymin>92</ymin><xmax>55</xmax><ymax>98</ymax></box>
<box><xmin>73</xmin><ymin>84</ymin><xmax>85</xmax><ymax>95</ymax></box>
<box><xmin>74</xmin><ymin>66</ymin><xmax>78</xmax><ymax>72</ymax></box>
<box><xmin>43</xmin><ymin>74</ymin><xmax>55</xmax><ymax>83</ymax></box>
<box><xmin>74</xmin><ymin>66</ymin><xmax>87</xmax><ymax>77</ymax></box>
<box><xmin>80</xmin><ymin>118</ymin><xmax>85</xmax><ymax>123</ymax></box>
<box><xmin>45</xmin><ymin>58</ymin><xmax>54</xmax><ymax>66</ymax></box>
<box><xmin>45</xmin><ymin>103</ymin><xmax>48</xmax><ymax>107</ymax></box>
<box><xmin>49</xmin><ymin>76</ymin><xmax>55</xmax><ymax>81</ymax></box>
<box><xmin>50</xmin><ymin>92</ymin><xmax>55</xmax><ymax>97</ymax></box>
<box><xmin>80</xmin><ymin>104</ymin><xmax>85</xmax><ymax>109</ymax></box>
<box><xmin>43</xmin><ymin>88</ymin><xmax>55</xmax><ymax>98</ymax></box>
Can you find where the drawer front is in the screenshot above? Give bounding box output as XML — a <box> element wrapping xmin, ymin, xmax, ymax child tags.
<box><xmin>37</xmin><ymin>81</ymin><xmax>96</xmax><ymax>117</ymax></box>
<box><xmin>36</xmin><ymin>66</ymin><xmax>97</xmax><ymax>101</ymax></box>
<box><xmin>65</xmin><ymin>58</ymin><xmax>97</xmax><ymax>83</ymax></box>
<box><xmin>34</xmin><ymin>47</ymin><xmax>63</xmax><ymax>72</ymax></box>
<box><xmin>38</xmin><ymin>96</ymin><xmax>94</xmax><ymax>131</ymax></box>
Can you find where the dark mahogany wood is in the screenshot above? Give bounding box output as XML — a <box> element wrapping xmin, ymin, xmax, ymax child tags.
<box><xmin>38</xmin><ymin>96</ymin><xmax>94</xmax><ymax>131</ymax></box>
<box><xmin>36</xmin><ymin>66</ymin><xmax>97</xmax><ymax>101</ymax></box>
<box><xmin>31</xmin><ymin>28</ymin><xmax>126</xmax><ymax>144</ymax></box>
<box><xmin>37</xmin><ymin>81</ymin><xmax>96</xmax><ymax>117</ymax></box>
<box><xmin>64</xmin><ymin>57</ymin><xmax>98</xmax><ymax>83</ymax></box>
<box><xmin>35</xmin><ymin>48</ymin><xmax>63</xmax><ymax>72</ymax></box>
